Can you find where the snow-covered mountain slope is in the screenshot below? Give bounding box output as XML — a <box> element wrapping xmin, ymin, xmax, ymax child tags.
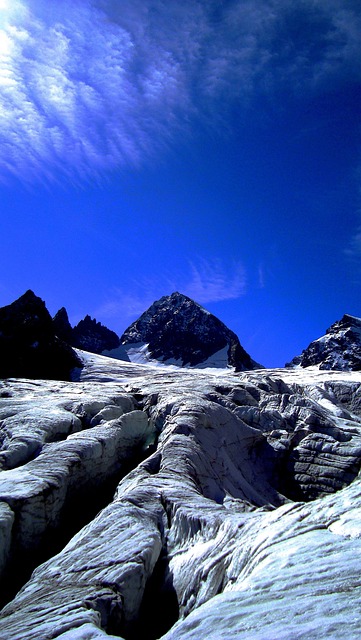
<box><xmin>0</xmin><ymin>352</ymin><xmax>360</xmax><ymax>639</ymax></box>
<box><xmin>121</xmin><ymin>291</ymin><xmax>262</xmax><ymax>371</ymax></box>
<box><xmin>287</xmin><ymin>313</ymin><xmax>361</xmax><ymax>370</ymax></box>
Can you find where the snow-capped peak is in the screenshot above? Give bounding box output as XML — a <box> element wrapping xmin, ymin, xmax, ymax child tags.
<box><xmin>121</xmin><ymin>291</ymin><xmax>262</xmax><ymax>371</ymax></box>
<box><xmin>286</xmin><ymin>313</ymin><xmax>361</xmax><ymax>371</ymax></box>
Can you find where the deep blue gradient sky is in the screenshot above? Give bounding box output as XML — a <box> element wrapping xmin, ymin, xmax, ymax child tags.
<box><xmin>0</xmin><ymin>0</ymin><xmax>361</xmax><ymax>367</ymax></box>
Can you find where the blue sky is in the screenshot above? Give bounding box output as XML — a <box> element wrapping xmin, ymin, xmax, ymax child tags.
<box><xmin>0</xmin><ymin>0</ymin><xmax>360</xmax><ymax>367</ymax></box>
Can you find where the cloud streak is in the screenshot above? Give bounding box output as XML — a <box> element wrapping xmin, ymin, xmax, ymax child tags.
<box><xmin>184</xmin><ymin>258</ymin><xmax>246</xmax><ymax>303</ymax></box>
<box><xmin>345</xmin><ymin>224</ymin><xmax>361</xmax><ymax>259</ymax></box>
<box><xmin>93</xmin><ymin>257</ymin><xmax>247</xmax><ymax>329</ymax></box>
<box><xmin>0</xmin><ymin>0</ymin><xmax>360</xmax><ymax>182</ymax></box>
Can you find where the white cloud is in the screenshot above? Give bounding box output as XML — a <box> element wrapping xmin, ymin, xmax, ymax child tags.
<box><xmin>0</xmin><ymin>0</ymin><xmax>194</xmax><ymax>182</ymax></box>
<box><xmin>0</xmin><ymin>0</ymin><xmax>359</xmax><ymax>182</ymax></box>
<box><xmin>93</xmin><ymin>257</ymin><xmax>247</xmax><ymax>330</ymax></box>
<box><xmin>184</xmin><ymin>258</ymin><xmax>246</xmax><ymax>303</ymax></box>
<box><xmin>94</xmin><ymin>291</ymin><xmax>155</xmax><ymax>323</ymax></box>
<box><xmin>258</xmin><ymin>263</ymin><xmax>265</xmax><ymax>289</ymax></box>
<box><xmin>345</xmin><ymin>224</ymin><xmax>361</xmax><ymax>258</ymax></box>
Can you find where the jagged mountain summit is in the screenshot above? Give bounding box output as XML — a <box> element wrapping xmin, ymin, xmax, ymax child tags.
<box><xmin>53</xmin><ymin>308</ymin><xmax>129</xmax><ymax>360</ymax></box>
<box><xmin>287</xmin><ymin>314</ymin><xmax>361</xmax><ymax>370</ymax></box>
<box><xmin>0</xmin><ymin>291</ymin><xmax>129</xmax><ymax>378</ymax></box>
<box><xmin>52</xmin><ymin>307</ymin><xmax>74</xmax><ymax>344</ymax></box>
<box><xmin>121</xmin><ymin>291</ymin><xmax>262</xmax><ymax>371</ymax></box>
<box><xmin>72</xmin><ymin>315</ymin><xmax>122</xmax><ymax>354</ymax></box>
<box><xmin>0</xmin><ymin>290</ymin><xmax>82</xmax><ymax>380</ymax></box>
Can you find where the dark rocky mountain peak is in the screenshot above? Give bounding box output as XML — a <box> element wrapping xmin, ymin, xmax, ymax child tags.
<box><xmin>52</xmin><ymin>309</ymin><xmax>129</xmax><ymax>361</ymax></box>
<box><xmin>0</xmin><ymin>291</ymin><xmax>82</xmax><ymax>380</ymax></box>
<box><xmin>72</xmin><ymin>314</ymin><xmax>122</xmax><ymax>354</ymax></box>
<box><xmin>327</xmin><ymin>314</ymin><xmax>361</xmax><ymax>333</ymax></box>
<box><xmin>121</xmin><ymin>291</ymin><xmax>262</xmax><ymax>370</ymax></box>
<box><xmin>286</xmin><ymin>313</ymin><xmax>361</xmax><ymax>370</ymax></box>
<box><xmin>53</xmin><ymin>307</ymin><xmax>73</xmax><ymax>343</ymax></box>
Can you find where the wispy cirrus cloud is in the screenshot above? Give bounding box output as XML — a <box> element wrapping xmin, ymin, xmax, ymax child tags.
<box><xmin>345</xmin><ymin>223</ymin><xmax>361</xmax><ymax>259</ymax></box>
<box><xmin>93</xmin><ymin>257</ymin><xmax>246</xmax><ymax>329</ymax></box>
<box><xmin>0</xmin><ymin>0</ymin><xmax>203</xmax><ymax>182</ymax></box>
<box><xmin>183</xmin><ymin>258</ymin><xmax>246</xmax><ymax>303</ymax></box>
<box><xmin>258</xmin><ymin>263</ymin><xmax>266</xmax><ymax>289</ymax></box>
<box><xmin>0</xmin><ymin>0</ymin><xmax>360</xmax><ymax>182</ymax></box>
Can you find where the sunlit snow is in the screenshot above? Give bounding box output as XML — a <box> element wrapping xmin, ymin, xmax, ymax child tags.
<box><xmin>0</xmin><ymin>352</ymin><xmax>360</xmax><ymax>639</ymax></box>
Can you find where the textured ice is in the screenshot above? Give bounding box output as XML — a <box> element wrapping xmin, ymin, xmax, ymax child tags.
<box><xmin>0</xmin><ymin>352</ymin><xmax>360</xmax><ymax>638</ymax></box>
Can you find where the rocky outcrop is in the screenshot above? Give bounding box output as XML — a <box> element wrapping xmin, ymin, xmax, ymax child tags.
<box><xmin>72</xmin><ymin>315</ymin><xmax>121</xmax><ymax>354</ymax></box>
<box><xmin>0</xmin><ymin>291</ymin><xmax>82</xmax><ymax>380</ymax></box>
<box><xmin>287</xmin><ymin>314</ymin><xmax>361</xmax><ymax>370</ymax></box>
<box><xmin>53</xmin><ymin>308</ymin><xmax>130</xmax><ymax>362</ymax></box>
<box><xmin>53</xmin><ymin>307</ymin><xmax>129</xmax><ymax>362</ymax></box>
<box><xmin>0</xmin><ymin>355</ymin><xmax>360</xmax><ymax>639</ymax></box>
<box><xmin>121</xmin><ymin>291</ymin><xmax>261</xmax><ymax>371</ymax></box>
<box><xmin>53</xmin><ymin>307</ymin><xmax>74</xmax><ymax>344</ymax></box>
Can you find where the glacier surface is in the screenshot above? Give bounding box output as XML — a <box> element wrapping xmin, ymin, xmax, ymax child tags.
<box><xmin>0</xmin><ymin>352</ymin><xmax>360</xmax><ymax>639</ymax></box>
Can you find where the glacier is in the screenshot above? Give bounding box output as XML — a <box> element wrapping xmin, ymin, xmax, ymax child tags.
<box><xmin>0</xmin><ymin>351</ymin><xmax>360</xmax><ymax>639</ymax></box>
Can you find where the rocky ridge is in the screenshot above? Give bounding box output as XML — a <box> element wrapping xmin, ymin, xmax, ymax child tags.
<box><xmin>0</xmin><ymin>353</ymin><xmax>360</xmax><ymax>639</ymax></box>
<box><xmin>72</xmin><ymin>315</ymin><xmax>124</xmax><ymax>355</ymax></box>
<box><xmin>287</xmin><ymin>314</ymin><xmax>361</xmax><ymax>370</ymax></box>
<box><xmin>53</xmin><ymin>308</ymin><xmax>130</xmax><ymax>361</ymax></box>
<box><xmin>52</xmin><ymin>307</ymin><xmax>74</xmax><ymax>345</ymax></box>
<box><xmin>0</xmin><ymin>290</ymin><xmax>82</xmax><ymax>380</ymax></box>
<box><xmin>121</xmin><ymin>292</ymin><xmax>261</xmax><ymax>371</ymax></box>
